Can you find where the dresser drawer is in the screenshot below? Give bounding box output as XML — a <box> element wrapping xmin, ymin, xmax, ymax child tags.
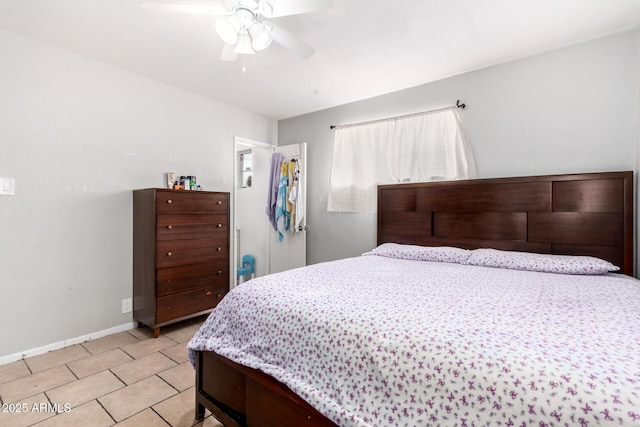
<box><xmin>156</xmin><ymin>285</ymin><xmax>227</xmax><ymax>324</ymax></box>
<box><xmin>156</xmin><ymin>191</ymin><xmax>228</xmax><ymax>213</ymax></box>
<box><xmin>157</xmin><ymin>261</ymin><xmax>229</xmax><ymax>296</ymax></box>
<box><xmin>157</xmin><ymin>238</ymin><xmax>227</xmax><ymax>268</ymax></box>
<box><xmin>157</xmin><ymin>213</ymin><xmax>227</xmax><ymax>241</ymax></box>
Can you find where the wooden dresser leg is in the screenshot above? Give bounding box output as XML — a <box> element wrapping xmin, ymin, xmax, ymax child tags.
<box><xmin>195</xmin><ymin>399</ymin><xmax>206</xmax><ymax>422</ymax></box>
<box><xmin>153</xmin><ymin>327</ymin><xmax>160</xmax><ymax>338</ymax></box>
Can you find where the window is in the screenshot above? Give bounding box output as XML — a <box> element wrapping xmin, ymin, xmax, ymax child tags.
<box><xmin>328</xmin><ymin>108</ymin><xmax>476</xmax><ymax>213</ymax></box>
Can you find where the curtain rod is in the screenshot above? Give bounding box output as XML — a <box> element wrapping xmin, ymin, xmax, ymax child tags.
<box><xmin>329</xmin><ymin>100</ymin><xmax>466</xmax><ymax>130</ymax></box>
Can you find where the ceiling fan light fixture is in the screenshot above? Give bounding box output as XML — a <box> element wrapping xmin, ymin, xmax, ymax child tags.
<box><xmin>234</xmin><ymin>32</ymin><xmax>255</xmax><ymax>54</ymax></box>
<box><xmin>249</xmin><ymin>23</ymin><xmax>272</xmax><ymax>51</ymax></box>
<box><xmin>215</xmin><ymin>16</ymin><xmax>240</xmax><ymax>45</ymax></box>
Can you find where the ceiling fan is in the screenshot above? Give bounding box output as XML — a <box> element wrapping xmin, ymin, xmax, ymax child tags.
<box><xmin>140</xmin><ymin>0</ymin><xmax>332</xmax><ymax>61</ymax></box>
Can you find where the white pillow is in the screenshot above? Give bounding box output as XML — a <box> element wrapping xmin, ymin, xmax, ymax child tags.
<box><xmin>466</xmin><ymin>248</ymin><xmax>619</xmax><ymax>275</ymax></box>
<box><xmin>364</xmin><ymin>243</ymin><xmax>471</xmax><ymax>264</ymax></box>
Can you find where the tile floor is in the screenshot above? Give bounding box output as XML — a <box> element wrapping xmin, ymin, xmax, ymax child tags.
<box><xmin>0</xmin><ymin>316</ymin><xmax>223</xmax><ymax>427</ymax></box>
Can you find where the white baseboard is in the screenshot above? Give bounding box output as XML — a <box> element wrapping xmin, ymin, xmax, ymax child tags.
<box><xmin>0</xmin><ymin>322</ymin><xmax>137</xmax><ymax>366</ymax></box>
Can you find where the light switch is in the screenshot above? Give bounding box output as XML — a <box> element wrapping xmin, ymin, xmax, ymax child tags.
<box><xmin>0</xmin><ymin>178</ymin><xmax>15</xmax><ymax>196</ymax></box>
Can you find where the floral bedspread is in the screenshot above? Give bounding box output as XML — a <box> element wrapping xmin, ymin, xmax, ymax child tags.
<box><xmin>187</xmin><ymin>253</ymin><xmax>640</xmax><ymax>427</ymax></box>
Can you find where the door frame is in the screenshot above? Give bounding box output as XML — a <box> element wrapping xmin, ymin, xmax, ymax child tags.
<box><xmin>232</xmin><ymin>136</ymin><xmax>274</xmax><ymax>288</ymax></box>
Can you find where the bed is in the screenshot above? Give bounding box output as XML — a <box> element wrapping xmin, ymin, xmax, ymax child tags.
<box><xmin>188</xmin><ymin>171</ymin><xmax>637</xmax><ymax>426</ymax></box>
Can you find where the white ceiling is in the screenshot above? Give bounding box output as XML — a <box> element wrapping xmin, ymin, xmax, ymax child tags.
<box><xmin>0</xmin><ymin>0</ymin><xmax>639</xmax><ymax>120</ymax></box>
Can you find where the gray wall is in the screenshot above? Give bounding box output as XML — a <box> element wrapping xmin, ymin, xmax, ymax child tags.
<box><xmin>279</xmin><ymin>30</ymin><xmax>638</xmax><ymax>265</ymax></box>
<box><xmin>0</xmin><ymin>29</ymin><xmax>277</xmax><ymax>360</ymax></box>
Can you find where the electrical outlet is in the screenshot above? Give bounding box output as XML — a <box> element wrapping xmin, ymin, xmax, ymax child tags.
<box><xmin>0</xmin><ymin>177</ymin><xmax>15</xmax><ymax>196</ymax></box>
<box><xmin>121</xmin><ymin>298</ymin><xmax>132</xmax><ymax>313</ymax></box>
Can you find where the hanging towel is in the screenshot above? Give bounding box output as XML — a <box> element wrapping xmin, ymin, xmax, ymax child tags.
<box><xmin>287</xmin><ymin>160</ymin><xmax>297</xmax><ymax>230</ymax></box>
<box><xmin>275</xmin><ymin>161</ymin><xmax>290</xmax><ymax>241</ymax></box>
<box><xmin>265</xmin><ymin>153</ymin><xmax>284</xmax><ymax>230</ymax></box>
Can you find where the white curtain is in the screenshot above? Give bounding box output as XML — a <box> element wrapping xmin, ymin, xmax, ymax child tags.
<box><xmin>328</xmin><ymin>108</ymin><xmax>477</xmax><ymax>213</ymax></box>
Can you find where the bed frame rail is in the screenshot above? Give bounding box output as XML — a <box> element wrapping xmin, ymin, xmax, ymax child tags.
<box><xmin>196</xmin><ymin>351</ymin><xmax>336</xmax><ymax>426</ymax></box>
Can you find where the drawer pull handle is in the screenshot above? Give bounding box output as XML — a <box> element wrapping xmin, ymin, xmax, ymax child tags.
<box><xmin>217</xmin><ymin>270</ymin><xmax>222</xmax><ymax>275</ymax></box>
<box><xmin>217</xmin><ymin>201</ymin><xmax>222</xmax><ymax>205</ymax></box>
<box><xmin>167</xmin><ymin>252</ymin><xmax>173</xmax><ymax>257</ymax></box>
<box><xmin>167</xmin><ymin>225</ymin><xmax>173</xmax><ymax>230</ymax></box>
<box><xmin>217</xmin><ymin>293</ymin><xmax>222</xmax><ymax>298</ymax></box>
<box><xmin>167</xmin><ymin>199</ymin><xmax>172</xmax><ymax>204</ymax></box>
<box><xmin>217</xmin><ymin>223</ymin><xmax>222</xmax><ymax>228</ymax></box>
<box><xmin>217</xmin><ymin>247</ymin><xmax>222</xmax><ymax>251</ymax></box>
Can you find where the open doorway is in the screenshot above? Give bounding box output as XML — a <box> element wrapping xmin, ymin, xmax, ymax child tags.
<box><xmin>232</xmin><ymin>137</ymin><xmax>308</xmax><ymax>287</ymax></box>
<box><xmin>233</xmin><ymin>137</ymin><xmax>273</xmax><ymax>287</ymax></box>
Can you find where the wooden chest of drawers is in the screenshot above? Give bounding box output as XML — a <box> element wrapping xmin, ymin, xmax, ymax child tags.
<box><xmin>133</xmin><ymin>188</ymin><xmax>230</xmax><ymax>337</ymax></box>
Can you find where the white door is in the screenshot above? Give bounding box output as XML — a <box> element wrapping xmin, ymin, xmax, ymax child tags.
<box><xmin>269</xmin><ymin>143</ymin><xmax>307</xmax><ymax>274</ymax></box>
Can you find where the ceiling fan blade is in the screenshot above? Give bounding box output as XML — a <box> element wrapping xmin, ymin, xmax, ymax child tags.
<box><xmin>269</xmin><ymin>22</ymin><xmax>315</xmax><ymax>59</ymax></box>
<box><xmin>138</xmin><ymin>0</ymin><xmax>229</xmax><ymax>15</ymax></box>
<box><xmin>260</xmin><ymin>0</ymin><xmax>332</xmax><ymax>18</ymax></box>
<box><xmin>220</xmin><ymin>43</ymin><xmax>238</xmax><ymax>61</ymax></box>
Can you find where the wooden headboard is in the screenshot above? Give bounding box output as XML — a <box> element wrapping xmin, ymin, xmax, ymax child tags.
<box><xmin>377</xmin><ymin>171</ymin><xmax>634</xmax><ymax>276</ymax></box>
